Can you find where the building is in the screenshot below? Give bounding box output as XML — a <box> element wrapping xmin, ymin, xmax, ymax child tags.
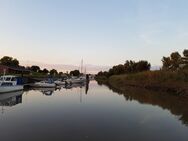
<box><xmin>0</xmin><ymin>65</ymin><xmax>31</xmax><ymax>75</ymax></box>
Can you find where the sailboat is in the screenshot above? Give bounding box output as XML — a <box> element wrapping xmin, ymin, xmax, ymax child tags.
<box><xmin>66</xmin><ymin>59</ymin><xmax>86</xmax><ymax>84</ymax></box>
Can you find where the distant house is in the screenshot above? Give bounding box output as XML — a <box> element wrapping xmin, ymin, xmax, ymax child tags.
<box><xmin>0</xmin><ymin>65</ymin><xmax>31</xmax><ymax>75</ymax></box>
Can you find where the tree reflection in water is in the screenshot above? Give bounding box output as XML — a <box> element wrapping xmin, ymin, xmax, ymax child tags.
<box><xmin>97</xmin><ymin>81</ymin><xmax>188</xmax><ymax>126</ymax></box>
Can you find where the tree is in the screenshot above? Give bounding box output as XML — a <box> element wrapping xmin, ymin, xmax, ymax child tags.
<box><xmin>42</xmin><ymin>68</ymin><xmax>49</xmax><ymax>74</ymax></box>
<box><xmin>111</xmin><ymin>64</ymin><xmax>125</xmax><ymax>75</ymax></box>
<box><xmin>182</xmin><ymin>49</ymin><xmax>188</xmax><ymax>69</ymax></box>
<box><xmin>161</xmin><ymin>50</ymin><xmax>188</xmax><ymax>71</ymax></box>
<box><xmin>59</xmin><ymin>72</ymin><xmax>63</xmax><ymax>76</ymax></box>
<box><xmin>162</xmin><ymin>57</ymin><xmax>171</xmax><ymax>70</ymax></box>
<box><xmin>97</xmin><ymin>60</ymin><xmax>151</xmax><ymax>78</ymax></box>
<box><xmin>136</xmin><ymin>61</ymin><xmax>151</xmax><ymax>72</ymax></box>
<box><xmin>183</xmin><ymin>49</ymin><xmax>188</xmax><ymax>58</ymax></box>
<box><xmin>50</xmin><ymin>69</ymin><xmax>58</xmax><ymax>76</ymax></box>
<box><xmin>0</xmin><ymin>56</ymin><xmax>19</xmax><ymax>67</ymax></box>
<box><xmin>70</xmin><ymin>70</ymin><xmax>80</xmax><ymax>76</ymax></box>
<box><xmin>170</xmin><ymin>52</ymin><xmax>182</xmax><ymax>71</ymax></box>
<box><xmin>30</xmin><ymin>65</ymin><xmax>40</xmax><ymax>72</ymax></box>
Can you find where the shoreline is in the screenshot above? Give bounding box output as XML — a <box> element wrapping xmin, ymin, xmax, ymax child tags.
<box><xmin>96</xmin><ymin>72</ymin><xmax>188</xmax><ymax>96</ymax></box>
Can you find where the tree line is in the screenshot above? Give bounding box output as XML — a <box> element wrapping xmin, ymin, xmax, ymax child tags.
<box><xmin>97</xmin><ymin>49</ymin><xmax>188</xmax><ymax>77</ymax></box>
<box><xmin>162</xmin><ymin>49</ymin><xmax>188</xmax><ymax>71</ymax></box>
<box><xmin>0</xmin><ymin>56</ymin><xmax>81</xmax><ymax>76</ymax></box>
<box><xmin>97</xmin><ymin>60</ymin><xmax>151</xmax><ymax>77</ymax></box>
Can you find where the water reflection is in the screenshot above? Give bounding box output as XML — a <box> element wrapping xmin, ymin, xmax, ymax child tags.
<box><xmin>63</xmin><ymin>82</ymin><xmax>90</xmax><ymax>95</ymax></box>
<box><xmin>101</xmin><ymin>82</ymin><xmax>188</xmax><ymax>126</ymax></box>
<box><xmin>0</xmin><ymin>81</ymin><xmax>187</xmax><ymax>141</ymax></box>
<box><xmin>0</xmin><ymin>91</ymin><xmax>23</xmax><ymax>107</ymax></box>
<box><xmin>0</xmin><ymin>91</ymin><xmax>23</xmax><ymax>114</ymax></box>
<box><xmin>32</xmin><ymin>87</ymin><xmax>60</xmax><ymax>96</ymax></box>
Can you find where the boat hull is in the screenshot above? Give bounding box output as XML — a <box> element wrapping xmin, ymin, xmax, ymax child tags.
<box><xmin>31</xmin><ymin>83</ymin><xmax>56</xmax><ymax>88</ymax></box>
<box><xmin>54</xmin><ymin>81</ymin><xmax>65</xmax><ymax>85</ymax></box>
<box><xmin>0</xmin><ymin>85</ymin><xmax>24</xmax><ymax>93</ymax></box>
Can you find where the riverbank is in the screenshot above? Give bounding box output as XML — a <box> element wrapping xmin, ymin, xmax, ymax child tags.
<box><xmin>96</xmin><ymin>70</ymin><xmax>188</xmax><ymax>95</ymax></box>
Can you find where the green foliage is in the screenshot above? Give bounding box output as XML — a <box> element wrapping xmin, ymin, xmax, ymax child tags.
<box><xmin>106</xmin><ymin>70</ymin><xmax>188</xmax><ymax>95</ymax></box>
<box><xmin>183</xmin><ymin>49</ymin><xmax>188</xmax><ymax>58</ymax></box>
<box><xmin>30</xmin><ymin>65</ymin><xmax>41</xmax><ymax>72</ymax></box>
<box><xmin>42</xmin><ymin>68</ymin><xmax>49</xmax><ymax>74</ymax></box>
<box><xmin>38</xmin><ymin>68</ymin><xmax>49</xmax><ymax>74</ymax></box>
<box><xmin>111</xmin><ymin>70</ymin><xmax>188</xmax><ymax>83</ymax></box>
<box><xmin>70</xmin><ymin>70</ymin><xmax>80</xmax><ymax>76</ymax></box>
<box><xmin>162</xmin><ymin>49</ymin><xmax>188</xmax><ymax>71</ymax></box>
<box><xmin>58</xmin><ymin>72</ymin><xmax>63</xmax><ymax>76</ymax></box>
<box><xmin>96</xmin><ymin>60</ymin><xmax>150</xmax><ymax>77</ymax></box>
<box><xmin>50</xmin><ymin>69</ymin><xmax>58</xmax><ymax>76</ymax></box>
<box><xmin>0</xmin><ymin>56</ymin><xmax>19</xmax><ymax>67</ymax></box>
<box><xmin>162</xmin><ymin>57</ymin><xmax>171</xmax><ymax>70</ymax></box>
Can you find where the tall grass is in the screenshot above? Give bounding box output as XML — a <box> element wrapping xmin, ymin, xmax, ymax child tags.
<box><xmin>107</xmin><ymin>70</ymin><xmax>188</xmax><ymax>94</ymax></box>
<box><xmin>123</xmin><ymin>70</ymin><xmax>188</xmax><ymax>83</ymax></box>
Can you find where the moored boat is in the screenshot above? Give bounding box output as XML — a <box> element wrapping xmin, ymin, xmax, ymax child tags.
<box><xmin>31</xmin><ymin>81</ymin><xmax>56</xmax><ymax>88</ymax></box>
<box><xmin>66</xmin><ymin>76</ymin><xmax>86</xmax><ymax>84</ymax></box>
<box><xmin>0</xmin><ymin>75</ymin><xmax>24</xmax><ymax>93</ymax></box>
<box><xmin>31</xmin><ymin>78</ymin><xmax>58</xmax><ymax>88</ymax></box>
<box><xmin>54</xmin><ymin>80</ymin><xmax>66</xmax><ymax>85</ymax></box>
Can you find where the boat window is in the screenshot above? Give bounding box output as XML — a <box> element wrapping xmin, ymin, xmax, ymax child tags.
<box><xmin>0</xmin><ymin>77</ymin><xmax>3</xmax><ymax>81</ymax></box>
<box><xmin>11</xmin><ymin>77</ymin><xmax>17</xmax><ymax>81</ymax></box>
<box><xmin>1</xmin><ymin>82</ymin><xmax>13</xmax><ymax>86</ymax></box>
<box><xmin>5</xmin><ymin>77</ymin><xmax>11</xmax><ymax>81</ymax></box>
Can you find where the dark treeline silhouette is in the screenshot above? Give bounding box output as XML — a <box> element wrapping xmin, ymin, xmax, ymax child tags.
<box><xmin>96</xmin><ymin>49</ymin><xmax>188</xmax><ymax>95</ymax></box>
<box><xmin>70</xmin><ymin>70</ymin><xmax>80</xmax><ymax>76</ymax></box>
<box><xmin>97</xmin><ymin>49</ymin><xmax>188</xmax><ymax>78</ymax></box>
<box><xmin>162</xmin><ymin>49</ymin><xmax>188</xmax><ymax>71</ymax></box>
<box><xmin>97</xmin><ymin>60</ymin><xmax>151</xmax><ymax>78</ymax></box>
<box><xmin>0</xmin><ymin>56</ymin><xmax>19</xmax><ymax>67</ymax></box>
<box><xmin>0</xmin><ymin>56</ymin><xmax>74</xmax><ymax>76</ymax></box>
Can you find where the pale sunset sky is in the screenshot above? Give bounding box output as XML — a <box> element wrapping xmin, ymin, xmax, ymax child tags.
<box><xmin>0</xmin><ymin>0</ymin><xmax>188</xmax><ymax>71</ymax></box>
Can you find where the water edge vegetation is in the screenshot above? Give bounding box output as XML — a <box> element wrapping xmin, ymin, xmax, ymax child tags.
<box><xmin>96</xmin><ymin>49</ymin><xmax>188</xmax><ymax>95</ymax></box>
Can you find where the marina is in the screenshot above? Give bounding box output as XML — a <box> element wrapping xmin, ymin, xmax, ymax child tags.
<box><xmin>1</xmin><ymin>1</ymin><xmax>188</xmax><ymax>140</ymax></box>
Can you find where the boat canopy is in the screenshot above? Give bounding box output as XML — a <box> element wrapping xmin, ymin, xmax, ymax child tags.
<box><xmin>0</xmin><ymin>75</ymin><xmax>17</xmax><ymax>82</ymax></box>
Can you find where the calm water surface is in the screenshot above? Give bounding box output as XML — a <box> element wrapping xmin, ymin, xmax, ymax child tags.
<box><xmin>0</xmin><ymin>81</ymin><xmax>188</xmax><ymax>141</ymax></box>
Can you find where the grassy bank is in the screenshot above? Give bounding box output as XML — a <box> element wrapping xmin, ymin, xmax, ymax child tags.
<box><xmin>96</xmin><ymin>70</ymin><xmax>188</xmax><ymax>95</ymax></box>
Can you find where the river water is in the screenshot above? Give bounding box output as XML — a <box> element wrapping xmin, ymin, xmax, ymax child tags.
<box><xmin>0</xmin><ymin>81</ymin><xmax>188</xmax><ymax>141</ymax></box>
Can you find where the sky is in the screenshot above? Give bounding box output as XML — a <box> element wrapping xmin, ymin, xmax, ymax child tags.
<box><xmin>0</xmin><ymin>0</ymin><xmax>188</xmax><ymax>71</ymax></box>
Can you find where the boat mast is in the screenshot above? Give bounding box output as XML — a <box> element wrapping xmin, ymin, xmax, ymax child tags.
<box><xmin>81</xmin><ymin>59</ymin><xmax>83</xmax><ymax>74</ymax></box>
<box><xmin>84</xmin><ymin>67</ymin><xmax>86</xmax><ymax>76</ymax></box>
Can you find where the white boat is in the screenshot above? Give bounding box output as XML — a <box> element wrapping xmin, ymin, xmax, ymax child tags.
<box><xmin>32</xmin><ymin>81</ymin><xmax>56</xmax><ymax>88</ymax></box>
<box><xmin>66</xmin><ymin>76</ymin><xmax>86</xmax><ymax>84</ymax></box>
<box><xmin>31</xmin><ymin>78</ymin><xmax>59</xmax><ymax>88</ymax></box>
<box><xmin>54</xmin><ymin>80</ymin><xmax>66</xmax><ymax>85</ymax></box>
<box><xmin>0</xmin><ymin>75</ymin><xmax>24</xmax><ymax>93</ymax></box>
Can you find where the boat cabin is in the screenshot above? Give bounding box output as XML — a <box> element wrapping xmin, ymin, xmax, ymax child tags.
<box><xmin>0</xmin><ymin>75</ymin><xmax>18</xmax><ymax>86</ymax></box>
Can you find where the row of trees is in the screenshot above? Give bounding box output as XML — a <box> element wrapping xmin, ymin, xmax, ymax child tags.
<box><xmin>70</xmin><ymin>70</ymin><xmax>80</xmax><ymax>76</ymax></box>
<box><xmin>162</xmin><ymin>49</ymin><xmax>188</xmax><ymax>71</ymax></box>
<box><xmin>0</xmin><ymin>56</ymin><xmax>83</xmax><ymax>76</ymax></box>
<box><xmin>97</xmin><ymin>49</ymin><xmax>188</xmax><ymax>78</ymax></box>
<box><xmin>97</xmin><ymin>60</ymin><xmax>151</xmax><ymax>77</ymax></box>
<box><xmin>0</xmin><ymin>56</ymin><xmax>19</xmax><ymax>67</ymax></box>
<box><xmin>0</xmin><ymin>56</ymin><xmax>64</xmax><ymax>76</ymax></box>
<box><xmin>26</xmin><ymin>65</ymin><xmax>61</xmax><ymax>76</ymax></box>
